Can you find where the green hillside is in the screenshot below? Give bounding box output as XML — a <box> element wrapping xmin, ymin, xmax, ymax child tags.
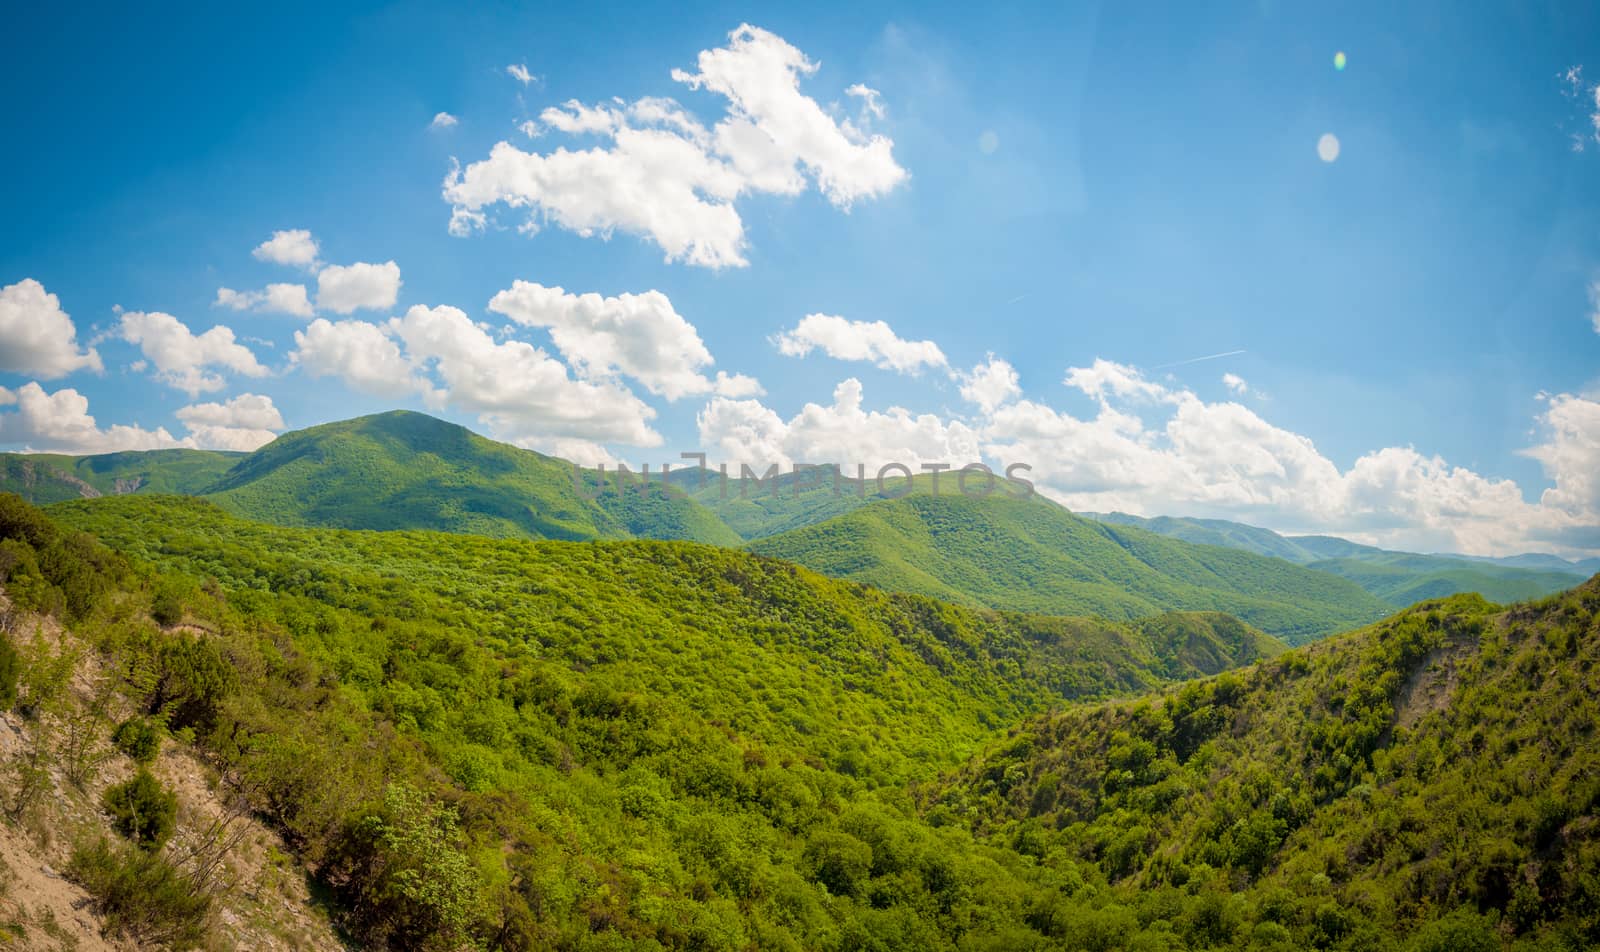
<box><xmin>931</xmin><ymin>581</ymin><xmax>1600</xmax><ymax>948</ymax></box>
<box><xmin>13</xmin><ymin>492</ymin><xmax>1278</xmax><ymax>949</ymax></box>
<box><xmin>0</xmin><ymin>448</ymin><xmax>241</xmax><ymax>503</ymax></box>
<box><xmin>751</xmin><ymin>493</ymin><xmax>1394</xmax><ymax>643</ymax></box>
<box><xmin>1090</xmin><ymin>510</ymin><xmax>1583</xmax><ymax>606</ymax></box>
<box><xmin>201</xmin><ymin>410</ymin><xmax>739</xmax><ymax>545</ymax></box>
<box><xmin>1307</xmin><ymin>552</ymin><xmax>1584</xmax><ymax>606</ymax></box>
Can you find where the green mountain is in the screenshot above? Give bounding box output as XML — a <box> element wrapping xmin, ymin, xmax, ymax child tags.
<box><xmin>16</xmin><ymin>492</ymin><xmax>1280</xmax><ymax>948</ymax></box>
<box><xmin>0</xmin><ymin>448</ymin><xmax>242</xmax><ymax>503</ymax></box>
<box><xmin>750</xmin><ymin>493</ymin><xmax>1395</xmax><ymax>643</ymax></box>
<box><xmin>932</xmin><ymin>581</ymin><xmax>1600</xmax><ymax>948</ymax></box>
<box><xmin>203</xmin><ymin>410</ymin><xmax>740</xmax><ymax>545</ymax></box>
<box><xmin>1089</xmin><ymin>510</ymin><xmax>1585</xmax><ymax>607</ymax></box>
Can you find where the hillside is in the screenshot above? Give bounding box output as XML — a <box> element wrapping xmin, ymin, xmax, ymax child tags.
<box><xmin>0</xmin><ymin>449</ymin><xmax>241</xmax><ymax>504</ymax></box>
<box><xmin>751</xmin><ymin>493</ymin><xmax>1395</xmax><ymax>643</ymax></box>
<box><xmin>202</xmin><ymin>410</ymin><xmax>740</xmax><ymax>545</ymax></box>
<box><xmin>7</xmin><ymin>492</ymin><xmax>1282</xmax><ymax>949</ymax></box>
<box><xmin>930</xmin><ymin>581</ymin><xmax>1600</xmax><ymax>948</ymax></box>
<box><xmin>1090</xmin><ymin>510</ymin><xmax>1584</xmax><ymax>606</ymax></box>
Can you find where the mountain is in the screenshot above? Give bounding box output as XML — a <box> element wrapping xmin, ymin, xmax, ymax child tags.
<box><xmin>750</xmin><ymin>493</ymin><xmax>1395</xmax><ymax>643</ymax></box>
<box><xmin>1089</xmin><ymin>510</ymin><xmax>1585</xmax><ymax>607</ymax></box>
<box><xmin>12</xmin><ymin>491</ymin><xmax>1594</xmax><ymax>948</ymax></box>
<box><xmin>20</xmin><ymin>492</ymin><xmax>1282</xmax><ymax>948</ymax></box>
<box><xmin>0</xmin><ymin>448</ymin><xmax>241</xmax><ymax>503</ymax></box>
<box><xmin>932</xmin><ymin>580</ymin><xmax>1600</xmax><ymax>947</ymax></box>
<box><xmin>1084</xmin><ymin>511</ymin><xmax>1325</xmax><ymax>563</ymax></box>
<box><xmin>205</xmin><ymin>410</ymin><xmax>742</xmax><ymax>545</ymax></box>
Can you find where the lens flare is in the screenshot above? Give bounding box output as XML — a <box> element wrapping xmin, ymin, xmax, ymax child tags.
<box><xmin>1334</xmin><ymin>51</ymin><xmax>1347</xmax><ymax>71</ymax></box>
<box><xmin>1317</xmin><ymin>133</ymin><xmax>1341</xmax><ymax>163</ymax></box>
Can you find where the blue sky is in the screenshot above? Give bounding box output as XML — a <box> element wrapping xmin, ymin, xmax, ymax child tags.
<box><xmin>3</xmin><ymin>1</ymin><xmax>1600</xmax><ymax>555</ymax></box>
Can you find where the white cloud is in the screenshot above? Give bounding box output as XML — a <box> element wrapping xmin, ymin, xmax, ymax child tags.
<box><xmin>698</xmin><ymin>377</ymin><xmax>980</xmax><ymax>470</ymax></box>
<box><xmin>507</xmin><ymin>63</ymin><xmax>536</xmax><ymax>86</ymax></box>
<box><xmin>315</xmin><ymin>261</ymin><xmax>402</xmax><ymax>314</ymax></box>
<box><xmin>845</xmin><ymin>83</ymin><xmax>885</xmax><ymax>120</ymax></box>
<box><xmin>974</xmin><ymin>361</ymin><xmax>1600</xmax><ymax>556</ymax></box>
<box><xmin>1222</xmin><ymin>372</ymin><xmax>1249</xmax><ymax>395</ymax></box>
<box><xmin>0</xmin><ymin>382</ymin><xmax>187</xmax><ymax>453</ymax></box>
<box><xmin>291</xmin><ymin>318</ymin><xmax>435</xmax><ymax>399</ymax></box>
<box><xmin>431</xmin><ymin>112</ymin><xmax>459</xmax><ymax>130</ymax></box>
<box><xmin>487</xmin><ymin>280</ymin><xmax>758</xmax><ymax>399</ymax></box>
<box><xmin>0</xmin><ymin>279</ymin><xmax>103</xmax><ymax>378</ymax></box>
<box><xmin>957</xmin><ymin>355</ymin><xmax>1021</xmax><ymax>415</ymax></box>
<box><xmin>175</xmin><ymin>392</ymin><xmax>284</xmax><ymax>430</ymax></box>
<box><xmin>1525</xmin><ymin>393</ymin><xmax>1600</xmax><ymax>527</ymax></box>
<box><xmin>445</xmin><ymin>24</ymin><xmax>906</xmax><ymax>268</ymax></box>
<box><xmin>175</xmin><ymin>393</ymin><xmax>285</xmax><ymax>451</ymax></box>
<box><xmin>672</xmin><ymin>25</ymin><xmax>907</xmax><ymax>208</ymax></box>
<box><xmin>252</xmin><ymin>229</ymin><xmax>320</xmax><ymax>270</ymax></box>
<box><xmin>773</xmin><ymin>314</ymin><xmax>946</xmax><ymax>374</ymax></box>
<box><xmin>290</xmin><ymin>306</ymin><xmax>662</xmax><ymax>459</ymax></box>
<box><xmin>118</xmin><ymin>311</ymin><xmax>269</xmax><ymax>396</ymax></box>
<box><xmin>214</xmin><ymin>283</ymin><xmax>314</xmax><ymax>318</ymax></box>
<box><xmin>389</xmin><ymin>304</ymin><xmax>661</xmax><ymax>454</ymax></box>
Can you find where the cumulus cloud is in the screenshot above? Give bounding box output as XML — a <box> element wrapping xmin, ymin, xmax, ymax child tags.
<box><xmin>773</xmin><ymin>314</ymin><xmax>946</xmax><ymax>374</ymax></box>
<box><xmin>445</xmin><ymin>24</ymin><xmax>906</xmax><ymax>268</ymax></box>
<box><xmin>288</xmin><ymin>306</ymin><xmax>662</xmax><ymax>460</ymax></box>
<box><xmin>291</xmin><ymin>318</ymin><xmax>435</xmax><ymax>399</ymax></box>
<box><xmin>0</xmin><ymin>279</ymin><xmax>103</xmax><ymax>378</ymax></box>
<box><xmin>175</xmin><ymin>392</ymin><xmax>285</xmax><ymax>451</ymax></box>
<box><xmin>487</xmin><ymin>280</ymin><xmax>760</xmax><ymax>399</ymax></box>
<box><xmin>0</xmin><ymin>382</ymin><xmax>187</xmax><ymax>453</ymax></box>
<box><xmin>390</xmin><ymin>304</ymin><xmax>661</xmax><ymax>455</ymax></box>
<box><xmin>957</xmin><ymin>355</ymin><xmax>1021</xmax><ymax>414</ymax></box>
<box><xmin>507</xmin><ymin>63</ymin><xmax>536</xmax><ymax>86</ymax></box>
<box><xmin>972</xmin><ymin>361</ymin><xmax>1600</xmax><ymax>556</ymax></box>
<box><xmin>118</xmin><ymin>311</ymin><xmax>269</xmax><ymax>396</ymax></box>
<box><xmin>430</xmin><ymin>112</ymin><xmax>459</xmax><ymax>130</ymax></box>
<box><xmin>315</xmin><ymin>261</ymin><xmax>402</xmax><ymax>314</ymax></box>
<box><xmin>1222</xmin><ymin>372</ymin><xmax>1249</xmax><ymax>396</ymax></box>
<box><xmin>252</xmin><ymin>229</ymin><xmax>320</xmax><ymax>270</ymax></box>
<box><xmin>214</xmin><ymin>283</ymin><xmax>314</xmax><ymax>318</ymax></box>
<box><xmin>698</xmin><ymin>377</ymin><xmax>980</xmax><ymax>470</ymax></box>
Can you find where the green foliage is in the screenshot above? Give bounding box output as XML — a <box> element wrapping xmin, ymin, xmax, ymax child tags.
<box><xmin>103</xmin><ymin>769</ymin><xmax>178</xmax><ymax>849</ymax></box>
<box><xmin>68</xmin><ymin>836</ymin><xmax>211</xmax><ymax>947</ymax></box>
<box><xmin>935</xmin><ymin>585</ymin><xmax>1600</xmax><ymax>947</ymax></box>
<box><xmin>331</xmin><ymin>784</ymin><xmax>482</xmax><ymax>951</ymax></box>
<box><xmin>751</xmin><ymin>493</ymin><xmax>1393</xmax><ymax>643</ymax></box>
<box><xmin>112</xmin><ymin>716</ymin><xmax>162</xmax><ymax>764</ymax></box>
<box><xmin>0</xmin><ymin>449</ymin><xmax>242</xmax><ymax>505</ymax></box>
<box><xmin>15</xmin><ymin>490</ymin><xmax>1597</xmax><ymax>948</ymax></box>
<box><xmin>0</xmin><ymin>633</ymin><xmax>18</xmax><ymax>711</ymax></box>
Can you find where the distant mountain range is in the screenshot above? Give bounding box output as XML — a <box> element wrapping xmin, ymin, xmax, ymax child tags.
<box><xmin>2</xmin><ymin>410</ymin><xmax>1593</xmax><ymax>645</ymax></box>
<box><xmin>1084</xmin><ymin>511</ymin><xmax>1589</xmax><ymax>606</ymax></box>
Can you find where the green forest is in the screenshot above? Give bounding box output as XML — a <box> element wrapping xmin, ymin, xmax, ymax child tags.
<box><xmin>1</xmin><ymin>488</ymin><xmax>1596</xmax><ymax>950</ymax></box>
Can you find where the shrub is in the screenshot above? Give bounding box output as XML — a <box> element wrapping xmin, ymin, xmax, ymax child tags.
<box><xmin>112</xmin><ymin>716</ymin><xmax>162</xmax><ymax>765</ymax></box>
<box><xmin>103</xmin><ymin>769</ymin><xmax>177</xmax><ymax>849</ymax></box>
<box><xmin>69</xmin><ymin>836</ymin><xmax>210</xmax><ymax>947</ymax></box>
<box><xmin>0</xmin><ymin>633</ymin><xmax>18</xmax><ymax>711</ymax></box>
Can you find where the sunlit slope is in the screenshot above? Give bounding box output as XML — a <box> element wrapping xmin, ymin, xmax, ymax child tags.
<box><xmin>752</xmin><ymin>493</ymin><xmax>1395</xmax><ymax>643</ymax></box>
<box><xmin>933</xmin><ymin>580</ymin><xmax>1600</xmax><ymax>947</ymax></box>
<box><xmin>201</xmin><ymin>410</ymin><xmax>739</xmax><ymax>545</ymax></box>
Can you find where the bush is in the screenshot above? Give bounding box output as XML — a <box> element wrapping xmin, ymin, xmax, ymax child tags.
<box><xmin>103</xmin><ymin>769</ymin><xmax>177</xmax><ymax>849</ymax></box>
<box><xmin>112</xmin><ymin>716</ymin><xmax>162</xmax><ymax>765</ymax></box>
<box><xmin>0</xmin><ymin>633</ymin><xmax>18</xmax><ymax>711</ymax></box>
<box><xmin>151</xmin><ymin>586</ymin><xmax>185</xmax><ymax>628</ymax></box>
<box><xmin>69</xmin><ymin>836</ymin><xmax>210</xmax><ymax>947</ymax></box>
